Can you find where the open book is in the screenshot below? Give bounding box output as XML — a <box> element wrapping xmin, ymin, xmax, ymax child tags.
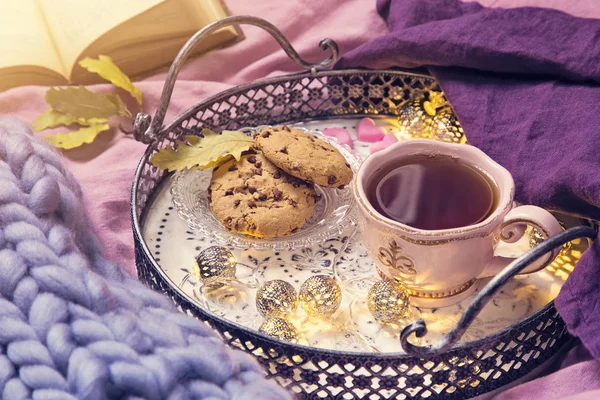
<box><xmin>0</xmin><ymin>0</ymin><xmax>241</xmax><ymax>92</ymax></box>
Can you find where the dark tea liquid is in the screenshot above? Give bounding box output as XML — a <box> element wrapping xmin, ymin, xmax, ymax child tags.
<box><xmin>368</xmin><ymin>155</ymin><xmax>496</xmax><ymax>230</ymax></box>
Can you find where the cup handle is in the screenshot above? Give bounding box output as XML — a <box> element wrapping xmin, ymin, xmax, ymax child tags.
<box><xmin>480</xmin><ymin>205</ymin><xmax>563</xmax><ymax>278</ymax></box>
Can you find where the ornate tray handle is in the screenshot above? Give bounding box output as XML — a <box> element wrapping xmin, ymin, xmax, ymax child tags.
<box><xmin>134</xmin><ymin>15</ymin><xmax>339</xmax><ymax>144</ymax></box>
<box><xmin>400</xmin><ymin>226</ymin><xmax>597</xmax><ymax>357</ymax></box>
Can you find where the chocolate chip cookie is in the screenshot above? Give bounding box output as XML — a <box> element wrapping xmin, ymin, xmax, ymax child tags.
<box><xmin>209</xmin><ymin>153</ymin><xmax>319</xmax><ymax>238</ymax></box>
<box><xmin>254</xmin><ymin>126</ymin><xmax>353</xmax><ymax>188</ymax></box>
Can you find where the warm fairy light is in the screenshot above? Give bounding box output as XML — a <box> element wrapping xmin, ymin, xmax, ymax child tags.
<box><xmin>194</xmin><ymin>246</ymin><xmax>237</xmax><ymax>281</ymax></box>
<box><xmin>299</xmin><ymin>275</ymin><xmax>342</xmax><ymax>318</ymax></box>
<box><xmin>528</xmin><ymin>226</ymin><xmax>590</xmax><ymax>281</ymax></box>
<box><xmin>256</xmin><ymin>280</ymin><xmax>298</xmax><ymax>319</ymax></box>
<box><xmin>367</xmin><ymin>279</ymin><xmax>410</xmax><ymax>324</ymax></box>
<box><xmin>259</xmin><ymin>318</ymin><xmax>299</xmax><ymax>343</ymax></box>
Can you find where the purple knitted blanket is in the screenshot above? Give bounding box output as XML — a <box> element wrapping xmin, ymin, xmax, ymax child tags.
<box><xmin>0</xmin><ymin>117</ymin><xmax>289</xmax><ymax>399</ymax></box>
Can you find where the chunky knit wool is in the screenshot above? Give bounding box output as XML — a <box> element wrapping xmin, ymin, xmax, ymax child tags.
<box><xmin>0</xmin><ymin>118</ymin><xmax>290</xmax><ymax>400</ymax></box>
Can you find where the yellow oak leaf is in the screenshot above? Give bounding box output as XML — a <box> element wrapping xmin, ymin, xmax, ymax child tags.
<box><xmin>46</xmin><ymin>86</ymin><xmax>118</xmax><ymax>119</ymax></box>
<box><xmin>107</xmin><ymin>94</ymin><xmax>132</xmax><ymax>118</ymax></box>
<box><xmin>31</xmin><ymin>109</ymin><xmax>107</xmax><ymax>132</ymax></box>
<box><xmin>79</xmin><ymin>55</ymin><xmax>143</xmax><ymax>104</ymax></box>
<box><xmin>45</xmin><ymin>124</ymin><xmax>111</xmax><ymax>150</ymax></box>
<box><xmin>150</xmin><ymin>129</ymin><xmax>254</xmax><ymax>172</ymax></box>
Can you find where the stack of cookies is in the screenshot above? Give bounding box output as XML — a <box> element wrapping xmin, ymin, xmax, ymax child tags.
<box><xmin>209</xmin><ymin>126</ymin><xmax>354</xmax><ymax>238</ymax></box>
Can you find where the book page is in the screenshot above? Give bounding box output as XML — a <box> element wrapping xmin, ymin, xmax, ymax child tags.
<box><xmin>0</xmin><ymin>0</ymin><xmax>64</xmax><ymax>74</ymax></box>
<box><xmin>38</xmin><ymin>0</ymin><xmax>164</xmax><ymax>70</ymax></box>
<box><xmin>89</xmin><ymin>0</ymin><xmax>232</xmax><ymax>53</ymax></box>
<box><xmin>182</xmin><ymin>0</ymin><xmax>232</xmax><ymax>26</ymax></box>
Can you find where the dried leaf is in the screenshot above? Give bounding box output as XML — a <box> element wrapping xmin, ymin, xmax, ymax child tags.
<box><xmin>150</xmin><ymin>129</ymin><xmax>254</xmax><ymax>172</ymax></box>
<box><xmin>31</xmin><ymin>109</ymin><xmax>108</xmax><ymax>132</ymax></box>
<box><xmin>46</xmin><ymin>86</ymin><xmax>117</xmax><ymax>119</ymax></box>
<box><xmin>45</xmin><ymin>124</ymin><xmax>111</xmax><ymax>150</ymax></box>
<box><xmin>107</xmin><ymin>94</ymin><xmax>132</xmax><ymax>118</ymax></box>
<box><xmin>79</xmin><ymin>55</ymin><xmax>143</xmax><ymax>104</ymax></box>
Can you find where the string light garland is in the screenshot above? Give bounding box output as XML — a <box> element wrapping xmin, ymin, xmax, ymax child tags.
<box><xmin>192</xmin><ymin>249</ymin><xmax>412</xmax><ymax>345</ymax></box>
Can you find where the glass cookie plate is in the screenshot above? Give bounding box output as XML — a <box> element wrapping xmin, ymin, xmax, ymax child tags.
<box><xmin>170</xmin><ymin>126</ymin><xmax>363</xmax><ymax>251</ymax></box>
<box><xmin>141</xmin><ymin>116</ymin><xmax>593</xmax><ymax>354</ymax></box>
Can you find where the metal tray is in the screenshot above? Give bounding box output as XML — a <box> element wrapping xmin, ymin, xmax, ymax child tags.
<box><xmin>130</xmin><ymin>16</ymin><xmax>597</xmax><ymax>399</ymax></box>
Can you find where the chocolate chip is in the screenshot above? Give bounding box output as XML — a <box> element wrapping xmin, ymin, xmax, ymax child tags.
<box><xmin>208</xmin><ymin>193</ymin><xmax>212</xmax><ymax>202</ymax></box>
<box><xmin>225</xmin><ymin>189</ymin><xmax>234</xmax><ymax>196</ymax></box>
<box><xmin>320</xmin><ymin>145</ymin><xmax>329</xmax><ymax>151</ymax></box>
<box><xmin>291</xmin><ymin>162</ymin><xmax>300</xmax><ymax>170</ymax></box>
<box><xmin>248</xmin><ymin>200</ymin><xmax>257</xmax><ymax>208</ymax></box>
<box><xmin>248</xmin><ymin>155</ymin><xmax>257</xmax><ymax>164</ymax></box>
<box><xmin>328</xmin><ymin>175</ymin><xmax>337</xmax><ymax>185</ymax></box>
<box><xmin>338</xmin><ymin>184</ymin><xmax>345</xmax><ymax>190</ymax></box>
<box><xmin>280</xmin><ymin>147</ymin><xmax>288</xmax><ymax>154</ymax></box>
<box><xmin>225</xmin><ymin>217</ymin><xmax>233</xmax><ymax>225</ymax></box>
<box><xmin>314</xmin><ymin>193</ymin><xmax>322</xmax><ymax>202</ymax></box>
<box><xmin>248</xmin><ymin>186</ymin><xmax>257</xmax><ymax>194</ymax></box>
<box><xmin>233</xmin><ymin>199</ymin><xmax>241</xmax><ymax>208</ymax></box>
<box><xmin>234</xmin><ymin>221</ymin><xmax>240</xmax><ymax>229</ymax></box>
<box><xmin>273</xmin><ymin>170</ymin><xmax>281</xmax><ymax>179</ymax></box>
<box><xmin>258</xmin><ymin>193</ymin><xmax>268</xmax><ymax>201</ymax></box>
<box><xmin>249</xmin><ymin>223</ymin><xmax>257</xmax><ymax>231</ymax></box>
<box><xmin>255</xmin><ymin>161</ymin><xmax>262</xmax><ymax>168</ymax></box>
<box><xmin>213</xmin><ymin>166</ymin><xmax>220</xmax><ymax>172</ymax></box>
<box><xmin>291</xmin><ymin>228</ymin><xmax>299</xmax><ymax>233</ymax></box>
<box><xmin>309</xmin><ymin>137</ymin><xmax>316</xmax><ymax>142</ymax></box>
<box><xmin>262</xmin><ymin>131</ymin><xmax>271</xmax><ymax>138</ymax></box>
<box><xmin>228</xmin><ymin>165</ymin><xmax>238</xmax><ymax>171</ymax></box>
<box><xmin>255</xmin><ymin>168</ymin><xmax>263</xmax><ymax>176</ymax></box>
<box><xmin>345</xmin><ymin>162</ymin><xmax>350</xmax><ymax>168</ymax></box>
<box><xmin>292</xmin><ymin>182</ymin><xmax>300</xmax><ymax>188</ymax></box>
<box><xmin>289</xmin><ymin>199</ymin><xmax>297</xmax><ymax>207</ymax></box>
<box><xmin>207</xmin><ymin>188</ymin><xmax>212</xmax><ymax>195</ymax></box>
<box><xmin>283</xmin><ymin>126</ymin><xmax>291</xmax><ymax>132</ymax></box>
<box><xmin>273</xmin><ymin>188</ymin><xmax>282</xmax><ymax>200</ymax></box>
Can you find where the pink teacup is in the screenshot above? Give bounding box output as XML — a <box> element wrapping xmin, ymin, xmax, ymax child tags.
<box><xmin>353</xmin><ymin>139</ymin><xmax>562</xmax><ymax>307</ymax></box>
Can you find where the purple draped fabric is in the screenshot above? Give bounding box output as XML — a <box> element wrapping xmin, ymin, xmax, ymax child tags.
<box><xmin>336</xmin><ymin>0</ymin><xmax>600</xmax><ymax>376</ymax></box>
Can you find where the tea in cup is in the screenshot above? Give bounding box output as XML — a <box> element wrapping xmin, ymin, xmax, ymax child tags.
<box><xmin>353</xmin><ymin>139</ymin><xmax>562</xmax><ymax>307</ymax></box>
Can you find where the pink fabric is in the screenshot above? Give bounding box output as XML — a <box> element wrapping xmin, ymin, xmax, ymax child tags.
<box><xmin>1</xmin><ymin>0</ymin><xmax>599</xmax><ymax>398</ymax></box>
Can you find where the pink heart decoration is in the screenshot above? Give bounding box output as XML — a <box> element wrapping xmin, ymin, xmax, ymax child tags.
<box><xmin>369</xmin><ymin>134</ymin><xmax>398</xmax><ymax>154</ymax></box>
<box><xmin>357</xmin><ymin>118</ymin><xmax>386</xmax><ymax>142</ymax></box>
<box><xmin>322</xmin><ymin>127</ymin><xmax>353</xmax><ymax>148</ymax></box>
